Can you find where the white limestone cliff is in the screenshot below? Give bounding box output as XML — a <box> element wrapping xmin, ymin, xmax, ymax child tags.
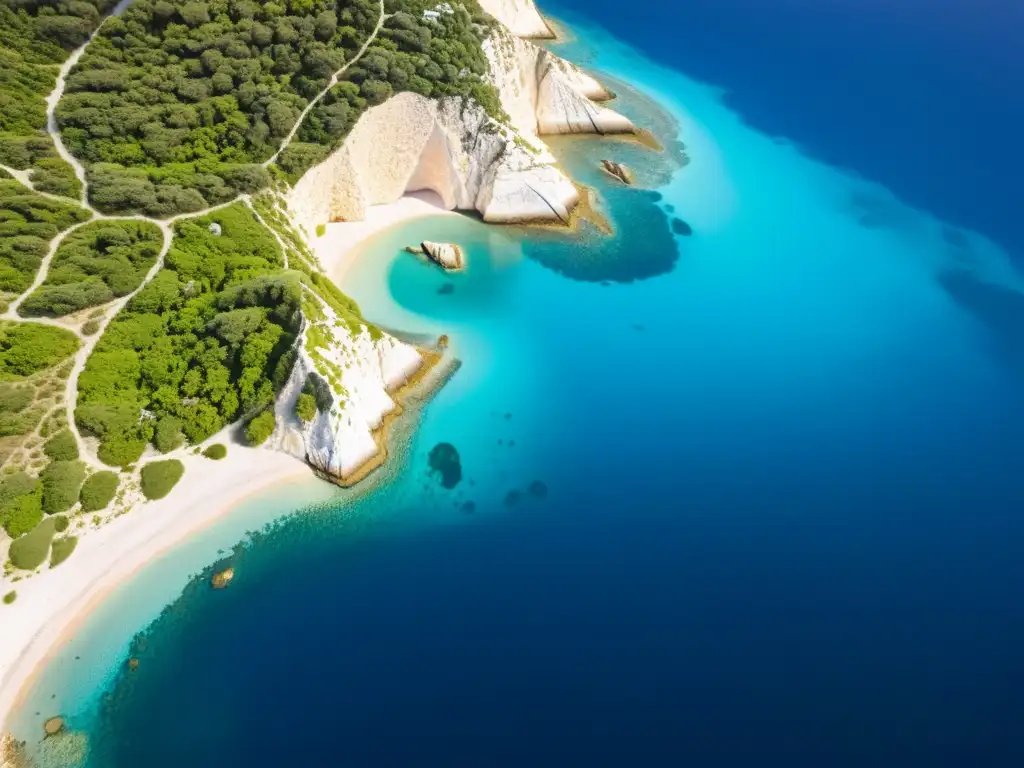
<box><xmin>269</xmin><ymin>299</ymin><xmax>424</xmax><ymax>483</ymax></box>
<box><xmin>477</xmin><ymin>0</ymin><xmax>554</xmax><ymax>38</ymax></box>
<box><xmin>287</xmin><ymin>4</ymin><xmax>632</xmax><ymax>232</ymax></box>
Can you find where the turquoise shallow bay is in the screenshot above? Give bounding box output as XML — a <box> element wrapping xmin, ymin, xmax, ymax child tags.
<box><xmin>12</xmin><ymin>9</ymin><xmax>1024</xmax><ymax>766</ymax></box>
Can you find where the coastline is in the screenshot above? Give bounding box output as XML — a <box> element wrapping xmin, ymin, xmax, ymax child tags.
<box><xmin>0</xmin><ymin>447</ymin><xmax>313</xmax><ymax>733</ymax></box>
<box><xmin>308</xmin><ymin>191</ymin><xmax>458</xmax><ymax>284</ymax></box>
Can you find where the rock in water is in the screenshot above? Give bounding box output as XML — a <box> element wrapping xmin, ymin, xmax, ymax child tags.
<box><xmin>428</xmin><ymin>443</ymin><xmax>462</xmax><ymax>488</ymax></box>
<box><xmin>211</xmin><ymin>568</ymin><xmax>234</xmax><ymax>589</ymax></box>
<box><xmin>403</xmin><ymin>244</ymin><xmax>425</xmax><ymax>255</ymax></box>
<box><xmin>127</xmin><ymin>658</ymin><xmax>140</xmax><ymax>672</ymax></box>
<box><xmin>600</xmin><ymin>159</ymin><xmax>633</xmax><ymax>185</ymax></box>
<box><xmin>43</xmin><ymin>717</ymin><xmax>64</xmax><ymax>736</ymax></box>
<box><xmin>421</xmin><ymin>241</ymin><xmax>465</xmax><ymax>271</ymax></box>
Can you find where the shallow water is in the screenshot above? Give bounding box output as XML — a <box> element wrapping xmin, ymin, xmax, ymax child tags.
<box><xmin>13</xmin><ymin>6</ymin><xmax>1024</xmax><ymax>766</ymax></box>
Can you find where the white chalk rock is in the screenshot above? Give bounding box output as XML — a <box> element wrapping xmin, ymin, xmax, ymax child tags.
<box><xmin>477</xmin><ymin>0</ymin><xmax>554</xmax><ymax>38</ymax></box>
<box><xmin>421</xmin><ymin>241</ymin><xmax>465</xmax><ymax>270</ymax></box>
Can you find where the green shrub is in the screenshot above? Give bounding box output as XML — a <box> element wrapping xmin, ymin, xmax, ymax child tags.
<box><xmin>315</xmin><ymin>224</ymin><xmax>326</xmax><ymax>237</ymax></box>
<box><xmin>295</xmin><ymin>392</ymin><xmax>317</xmax><ymax>423</ymax></box>
<box><xmin>40</xmin><ymin>460</ymin><xmax>86</xmax><ymax>514</ymax></box>
<box><xmin>245</xmin><ymin>411</ymin><xmax>276</xmax><ymax>446</ymax></box>
<box><xmin>203</xmin><ymin>444</ymin><xmax>227</xmax><ymax>460</ymax></box>
<box><xmin>154</xmin><ymin>415</ymin><xmax>184</xmax><ymax>453</ymax></box>
<box><xmin>2</xmin><ymin>591</ymin><xmax>15</xmax><ymax>605</ymax></box>
<box><xmin>0</xmin><ymin>322</ymin><xmax>79</xmax><ymax>381</ymax></box>
<box><xmin>79</xmin><ymin>471</ymin><xmax>119</xmax><ymax>512</ymax></box>
<box><xmin>140</xmin><ymin>460</ymin><xmax>184</xmax><ymax>500</ymax></box>
<box><xmin>81</xmin><ymin>319</ymin><xmax>101</xmax><ymax>336</ymax></box>
<box><xmin>53</xmin><ymin>515</ymin><xmax>69</xmax><ymax>533</ymax></box>
<box><xmin>0</xmin><ymin>472</ymin><xmax>43</xmax><ymax>538</ymax></box>
<box><xmin>8</xmin><ymin>516</ymin><xmax>57</xmax><ymax>570</ymax></box>
<box><xmin>49</xmin><ymin>535</ymin><xmax>78</xmax><ymax>567</ymax></box>
<box><xmin>43</xmin><ymin>430</ymin><xmax>79</xmax><ymax>461</ymax></box>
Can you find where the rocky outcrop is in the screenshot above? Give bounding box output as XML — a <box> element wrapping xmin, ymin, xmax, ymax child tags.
<box><xmin>483</xmin><ymin>28</ymin><xmax>632</xmax><ymax>137</ymax></box>
<box><xmin>421</xmin><ymin>241</ymin><xmax>465</xmax><ymax>270</ymax></box>
<box><xmin>0</xmin><ymin>734</ymin><xmax>27</xmax><ymax>768</ymax></box>
<box><xmin>477</xmin><ymin>0</ymin><xmax>554</xmax><ymax>38</ymax></box>
<box><xmin>269</xmin><ymin>301</ymin><xmax>425</xmax><ymax>484</ymax></box>
<box><xmin>43</xmin><ymin>717</ymin><xmax>64</xmax><ymax>736</ymax></box>
<box><xmin>288</xmin><ymin>10</ymin><xmax>632</xmax><ymax>232</ymax></box>
<box><xmin>211</xmin><ymin>568</ymin><xmax>234</xmax><ymax>589</ymax></box>
<box><xmin>601</xmin><ymin>160</ymin><xmax>633</xmax><ymax>185</ymax></box>
<box><xmin>288</xmin><ymin>92</ymin><xmax>578</xmax><ymax>231</ymax></box>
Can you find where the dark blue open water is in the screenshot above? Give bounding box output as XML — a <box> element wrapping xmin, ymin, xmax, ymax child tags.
<box><xmin>14</xmin><ymin>1</ymin><xmax>1024</xmax><ymax>765</ymax></box>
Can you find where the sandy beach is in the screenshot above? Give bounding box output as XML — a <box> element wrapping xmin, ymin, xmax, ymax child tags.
<box><xmin>0</xmin><ymin>446</ymin><xmax>313</xmax><ymax>732</ymax></box>
<box><xmin>309</xmin><ymin>191</ymin><xmax>457</xmax><ymax>282</ymax></box>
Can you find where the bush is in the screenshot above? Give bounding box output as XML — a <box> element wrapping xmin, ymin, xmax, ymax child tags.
<box><xmin>0</xmin><ymin>322</ymin><xmax>79</xmax><ymax>380</ymax></box>
<box><xmin>8</xmin><ymin>516</ymin><xmax>58</xmax><ymax>570</ymax></box>
<box><xmin>82</xmin><ymin>318</ymin><xmax>101</xmax><ymax>336</ymax></box>
<box><xmin>43</xmin><ymin>430</ymin><xmax>79</xmax><ymax>461</ymax></box>
<box><xmin>0</xmin><ymin>472</ymin><xmax>43</xmax><ymax>537</ymax></box>
<box><xmin>49</xmin><ymin>535</ymin><xmax>78</xmax><ymax>567</ymax></box>
<box><xmin>295</xmin><ymin>392</ymin><xmax>317</xmax><ymax>423</ymax></box>
<box><xmin>245</xmin><ymin>411</ymin><xmax>276</xmax><ymax>446</ymax></box>
<box><xmin>203</xmin><ymin>443</ymin><xmax>227</xmax><ymax>460</ymax></box>
<box><xmin>2</xmin><ymin>591</ymin><xmax>15</xmax><ymax>605</ymax></box>
<box><xmin>40</xmin><ymin>460</ymin><xmax>86</xmax><ymax>514</ymax></box>
<box><xmin>140</xmin><ymin>459</ymin><xmax>184</xmax><ymax>500</ymax></box>
<box><xmin>315</xmin><ymin>224</ymin><xmax>326</xmax><ymax>237</ymax></box>
<box><xmin>53</xmin><ymin>515</ymin><xmax>69</xmax><ymax>533</ymax></box>
<box><xmin>79</xmin><ymin>471</ymin><xmax>119</xmax><ymax>511</ymax></box>
<box><xmin>154</xmin><ymin>415</ymin><xmax>184</xmax><ymax>453</ymax></box>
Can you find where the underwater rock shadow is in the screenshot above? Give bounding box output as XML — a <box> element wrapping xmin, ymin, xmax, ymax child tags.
<box><xmin>939</xmin><ymin>270</ymin><xmax>1024</xmax><ymax>372</ymax></box>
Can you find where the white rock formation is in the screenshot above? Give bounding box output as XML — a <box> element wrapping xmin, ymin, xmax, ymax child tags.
<box><xmin>477</xmin><ymin>0</ymin><xmax>554</xmax><ymax>38</ymax></box>
<box><xmin>288</xmin><ymin>0</ymin><xmax>632</xmax><ymax>232</ymax></box>
<box><xmin>421</xmin><ymin>241</ymin><xmax>465</xmax><ymax>270</ymax></box>
<box><xmin>288</xmin><ymin>92</ymin><xmax>579</xmax><ymax>231</ymax></box>
<box><xmin>269</xmin><ymin>293</ymin><xmax>424</xmax><ymax>483</ymax></box>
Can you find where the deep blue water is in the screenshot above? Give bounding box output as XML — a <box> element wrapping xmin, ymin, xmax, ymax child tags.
<box><xmin>15</xmin><ymin>2</ymin><xmax>1024</xmax><ymax>766</ymax></box>
<box><xmin>544</xmin><ymin>0</ymin><xmax>1024</xmax><ymax>263</ymax></box>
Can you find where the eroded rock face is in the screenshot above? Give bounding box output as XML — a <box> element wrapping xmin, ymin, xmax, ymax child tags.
<box><xmin>270</xmin><ymin>308</ymin><xmax>424</xmax><ymax>485</ymax></box>
<box><xmin>477</xmin><ymin>0</ymin><xmax>554</xmax><ymax>38</ymax></box>
<box><xmin>421</xmin><ymin>241</ymin><xmax>465</xmax><ymax>271</ymax></box>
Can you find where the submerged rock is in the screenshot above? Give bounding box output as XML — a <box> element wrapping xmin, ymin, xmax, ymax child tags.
<box><xmin>421</xmin><ymin>241</ymin><xmax>465</xmax><ymax>271</ymax></box>
<box><xmin>600</xmin><ymin>159</ymin><xmax>634</xmax><ymax>185</ymax></box>
<box><xmin>211</xmin><ymin>568</ymin><xmax>234</xmax><ymax>590</ymax></box>
<box><xmin>43</xmin><ymin>717</ymin><xmax>64</xmax><ymax>737</ymax></box>
<box><xmin>504</xmin><ymin>490</ymin><xmax>523</xmax><ymax>507</ymax></box>
<box><xmin>127</xmin><ymin>658</ymin><xmax>140</xmax><ymax>672</ymax></box>
<box><xmin>428</xmin><ymin>443</ymin><xmax>462</xmax><ymax>489</ymax></box>
<box><xmin>671</xmin><ymin>217</ymin><xmax>693</xmax><ymax>236</ymax></box>
<box><xmin>461</xmin><ymin>501</ymin><xmax>476</xmax><ymax>514</ymax></box>
<box><xmin>437</xmin><ymin>283</ymin><xmax>455</xmax><ymax>295</ymax></box>
<box><xmin>403</xmin><ymin>244</ymin><xmax>425</xmax><ymax>255</ymax></box>
<box><xmin>528</xmin><ymin>480</ymin><xmax>548</xmax><ymax>499</ymax></box>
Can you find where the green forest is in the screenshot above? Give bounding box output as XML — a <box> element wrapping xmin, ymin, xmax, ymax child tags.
<box><xmin>20</xmin><ymin>219</ymin><xmax>164</xmax><ymax>317</ymax></box>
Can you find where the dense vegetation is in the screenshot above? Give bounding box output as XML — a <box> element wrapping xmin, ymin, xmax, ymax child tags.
<box><xmin>0</xmin><ymin>0</ymin><xmax>114</xmax><ymax>198</ymax></box>
<box><xmin>76</xmin><ymin>203</ymin><xmax>300</xmax><ymax>465</ymax></box>
<box><xmin>56</xmin><ymin>0</ymin><xmax>382</xmax><ymax>215</ymax></box>
<box><xmin>20</xmin><ymin>220</ymin><xmax>164</xmax><ymax>317</ymax></box>
<box><xmin>43</xmin><ymin>429</ymin><xmax>79</xmax><ymax>460</ymax></box>
<box><xmin>140</xmin><ymin>458</ymin><xmax>184</xmax><ymax>499</ymax></box>
<box><xmin>0</xmin><ymin>180</ymin><xmax>90</xmax><ymax>295</ymax></box>
<box><xmin>79</xmin><ymin>469</ymin><xmax>119</xmax><ymax>510</ymax></box>
<box><xmin>40</xmin><ymin>459</ymin><xmax>86</xmax><ymax>513</ymax></box>
<box><xmin>245</xmin><ymin>409</ymin><xmax>275</xmax><ymax>445</ymax></box>
<box><xmin>0</xmin><ymin>471</ymin><xmax>43</xmax><ymax>538</ymax></box>
<box><xmin>0</xmin><ymin>322</ymin><xmax>80</xmax><ymax>380</ymax></box>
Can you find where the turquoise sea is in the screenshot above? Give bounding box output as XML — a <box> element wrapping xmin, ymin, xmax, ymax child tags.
<box><xmin>12</xmin><ymin>3</ymin><xmax>1024</xmax><ymax>765</ymax></box>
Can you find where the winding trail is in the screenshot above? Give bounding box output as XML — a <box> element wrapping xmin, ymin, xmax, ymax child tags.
<box><xmin>265</xmin><ymin>0</ymin><xmax>387</xmax><ymax>167</ymax></box>
<box><xmin>6</xmin><ymin>0</ymin><xmax>381</xmax><ymax>470</ymax></box>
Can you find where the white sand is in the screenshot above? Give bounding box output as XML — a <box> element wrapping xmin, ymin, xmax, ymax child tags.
<box><xmin>0</xmin><ymin>447</ymin><xmax>312</xmax><ymax>732</ymax></box>
<box><xmin>309</xmin><ymin>191</ymin><xmax>456</xmax><ymax>280</ymax></box>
